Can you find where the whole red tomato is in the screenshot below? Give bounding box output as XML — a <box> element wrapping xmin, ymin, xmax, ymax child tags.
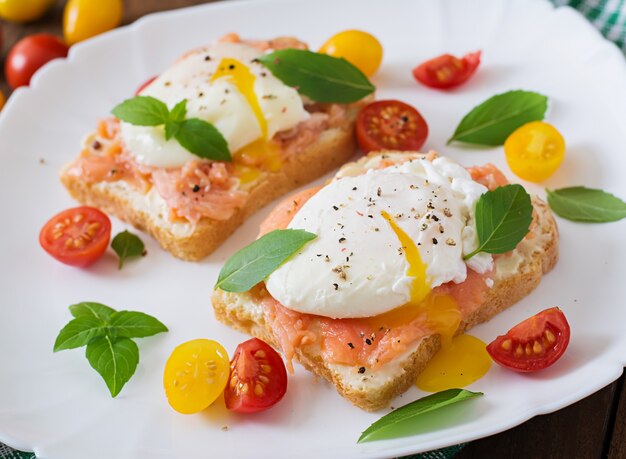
<box><xmin>5</xmin><ymin>34</ymin><xmax>69</xmax><ymax>89</ymax></box>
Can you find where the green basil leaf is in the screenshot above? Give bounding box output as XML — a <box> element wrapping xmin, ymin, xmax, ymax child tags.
<box><xmin>464</xmin><ymin>184</ymin><xmax>533</xmax><ymax>260</ymax></box>
<box><xmin>85</xmin><ymin>336</ymin><xmax>139</xmax><ymax>398</ymax></box>
<box><xmin>54</xmin><ymin>302</ymin><xmax>168</xmax><ymax>397</ymax></box>
<box><xmin>215</xmin><ymin>229</ymin><xmax>317</xmax><ymax>292</ymax></box>
<box><xmin>169</xmin><ymin>99</ymin><xmax>187</xmax><ymax>122</ymax></box>
<box><xmin>164</xmin><ymin>121</ymin><xmax>181</xmax><ymax>141</ymax></box>
<box><xmin>111</xmin><ymin>230</ymin><xmax>145</xmax><ymax>269</ymax></box>
<box><xmin>53</xmin><ymin>317</ymin><xmax>109</xmax><ymax>352</ymax></box>
<box><xmin>108</xmin><ymin>311</ymin><xmax>169</xmax><ymax>339</ymax></box>
<box><xmin>111</xmin><ymin>96</ymin><xmax>170</xmax><ymax>126</ymax></box>
<box><xmin>175</xmin><ymin>118</ymin><xmax>231</xmax><ymax>161</ymax></box>
<box><xmin>358</xmin><ymin>389</ymin><xmax>483</xmax><ymax>443</ymax></box>
<box><xmin>448</xmin><ymin>90</ymin><xmax>548</xmax><ymax>146</ymax></box>
<box><xmin>69</xmin><ymin>302</ymin><xmax>115</xmax><ymax>322</ymax></box>
<box><xmin>258</xmin><ymin>49</ymin><xmax>375</xmax><ymax>103</ymax></box>
<box><xmin>546</xmin><ymin>186</ymin><xmax>626</xmax><ymax>222</ymax></box>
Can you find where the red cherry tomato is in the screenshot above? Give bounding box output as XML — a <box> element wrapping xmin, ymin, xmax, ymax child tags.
<box><xmin>356</xmin><ymin>99</ymin><xmax>428</xmax><ymax>153</ymax></box>
<box><xmin>39</xmin><ymin>206</ymin><xmax>111</xmax><ymax>267</ymax></box>
<box><xmin>412</xmin><ymin>51</ymin><xmax>481</xmax><ymax>89</ymax></box>
<box><xmin>135</xmin><ymin>75</ymin><xmax>157</xmax><ymax>95</ymax></box>
<box><xmin>5</xmin><ymin>34</ymin><xmax>69</xmax><ymax>89</ymax></box>
<box><xmin>487</xmin><ymin>307</ymin><xmax>570</xmax><ymax>372</ymax></box>
<box><xmin>224</xmin><ymin>338</ymin><xmax>287</xmax><ymax>413</ymax></box>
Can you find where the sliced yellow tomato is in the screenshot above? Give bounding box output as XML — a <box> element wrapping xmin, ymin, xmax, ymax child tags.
<box><xmin>319</xmin><ymin>30</ymin><xmax>383</xmax><ymax>77</ymax></box>
<box><xmin>163</xmin><ymin>339</ymin><xmax>230</xmax><ymax>414</ymax></box>
<box><xmin>0</xmin><ymin>0</ymin><xmax>54</xmax><ymax>23</ymax></box>
<box><xmin>504</xmin><ymin>121</ymin><xmax>565</xmax><ymax>182</ymax></box>
<box><xmin>63</xmin><ymin>0</ymin><xmax>123</xmax><ymax>45</ymax></box>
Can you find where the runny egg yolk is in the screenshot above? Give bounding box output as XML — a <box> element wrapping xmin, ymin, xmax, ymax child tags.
<box><xmin>415</xmin><ymin>334</ymin><xmax>492</xmax><ymax>392</ymax></box>
<box><xmin>211</xmin><ymin>58</ymin><xmax>282</xmax><ymax>179</ymax></box>
<box><xmin>381</xmin><ymin>211</ymin><xmax>491</xmax><ymax>391</ymax></box>
<box><xmin>380</xmin><ymin>211</ymin><xmax>430</xmax><ymax>304</ymax></box>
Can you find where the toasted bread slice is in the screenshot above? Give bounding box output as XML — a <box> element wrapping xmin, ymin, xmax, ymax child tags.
<box><xmin>211</xmin><ymin>154</ymin><xmax>559</xmax><ymax>411</ymax></box>
<box><xmin>61</xmin><ymin>111</ymin><xmax>358</xmax><ymax>261</ymax></box>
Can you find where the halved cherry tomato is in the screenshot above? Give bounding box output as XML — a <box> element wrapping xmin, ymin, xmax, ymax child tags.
<box><xmin>135</xmin><ymin>76</ymin><xmax>157</xmax><ymax>95</ymax></box>
<box><xmin>39</xmin><ymin>206</ymin><xmax>111</xmax><ymax>267</ymax></box>
<box><xmin>5</xmin><ymin>34</ymin><xmax>69</xmax><ymax>89</ymax></box>
<box><xmin>504</xmin><ymin>121</ymin><xmax>565</xmax><ymax>182</ymax></box>
<box><xmin>487</xmin><ymin>307</ymin><xmax>570</xmax><ymax>372</ymax></box>
<box><xmin>413</xmin><ymin>51</ymin><xmax>481</xmax><ymax>89</ymax></box>
<box><xmin>356</xmin><ymin>100</ymin><xmax>428</xmax><ymax>153</ymax></box>
<box><xmin>224</xmin><ymin>338</ymin><xmax>287</xmax><ymax>413</ymax></box>
<box><xmin>318</xmin><ymin>30</ymin><xmax>383</xmax><ymax>77</ymax></box>
<box><xmin>163</xmin><ymin>339</ymin><xmax>230</xmax><ymax>414</ymax></box>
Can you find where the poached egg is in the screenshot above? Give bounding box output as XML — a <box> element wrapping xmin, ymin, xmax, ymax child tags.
<box><xmin>120</xmin><ymin>42</ymin><xmax>309</xmax><ymax>168</ymax></box>
<box><xmin>265</xmin><ymin>156</ymin><xmax>493</xmax><ymax>319</ymax></box>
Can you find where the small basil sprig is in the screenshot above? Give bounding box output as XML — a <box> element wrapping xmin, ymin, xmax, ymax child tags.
<box><xmin>112</xmin><ymin>96</ymin><xmax>230</xmax><ymax>161</ymax></box>
<box><xmin>54</xmin><ymin>302</ymin><xmax>168</xmax><ymax>397</ymax></box>
<box><xmin>448</xmin><ymin>90</ymin><xmax>548</xmax><ymax>146</ymax></box>
<box><xmin>215</xmin><ymin>229</ymin><xmax>316</xmax><ymax>293</ymax></box>
<box><xmin>358</xmin><ymin>389</ymin><xmax>483</xmax><ymax>443</ymax></box>
<box><xmin>546</xmin><ymin>186</ymin><xmax>626</xmax><ymax>223</ymax></box>
<box><xmin>257</xmin><ymin>49</ymin><xmax>375</xmax><ymax>104</ymax></box>
<box><xmin>111</xmin><ymin>230</ymin><xmax>145</xmax><ymax>269</ymax></box>
<box><xmin>464</xmin><ymin>184</ymin><xmax>533</xmax><ymax>260</ymax></box>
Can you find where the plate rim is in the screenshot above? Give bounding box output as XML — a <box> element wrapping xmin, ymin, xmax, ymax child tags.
<box><xmin>1</xmin><ymin>0</ymin><xmax>625</xmax><ymax>457</ymax></box>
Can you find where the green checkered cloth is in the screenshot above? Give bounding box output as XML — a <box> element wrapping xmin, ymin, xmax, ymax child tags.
<box><xmin>554</xmin><ymin>0</ymin><xmax>626</xmax><ymax>52</ymax></box>
<box><xmin>1</xmin><ymin>1</ymin><xmax>624</xmax><ymax>458</ymax></box>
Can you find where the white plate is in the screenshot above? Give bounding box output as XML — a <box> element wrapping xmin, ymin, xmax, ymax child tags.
<box><xmin>1</xmin><ymin>0</ymin><xmax>625</xmax><ymax>457</ymax></box>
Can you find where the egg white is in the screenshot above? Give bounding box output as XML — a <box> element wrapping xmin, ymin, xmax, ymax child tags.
<box><xmin>119</xmin><ymin>42</ymin><xmax>309</xmax><ymax>168</ymax></box>
<box><xmin>265</xmin><ymin>157</ymin><xmax>493</xmax><ymax>319</ymax></box>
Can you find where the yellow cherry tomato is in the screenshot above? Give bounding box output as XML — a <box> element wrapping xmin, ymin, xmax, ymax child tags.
<box><xmin>63</xmin><ymin>0</ymin><xmax>123</xmax><ymax>46</ymax></box>
<box><xmin>319</xmin><ymin>30</ymin><xmax>383</xmax><ymax>77</ymax></box>
<box><xmin>0</xmin><ymin>0</ymin><xmax>54</xmax><ymax>23</ymax></box>
<box><xmin>163</xmin><ymin>339</ymin><xmax>230</xmax><ymax>414</ymax></box>
<box><xmin>0</xmin><ymin>91</ymin><xmax>5</xmax><ymax>112</ymax></box>
<box><xmin>504</xmin><ymin>121</ymin><xmax>565</xmax><ymax>182</ymax></box>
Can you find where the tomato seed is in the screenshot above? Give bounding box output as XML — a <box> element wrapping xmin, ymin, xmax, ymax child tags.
<box><xmin>545</xmin><ymin>330</ymin><xmax>556</xmax><ymax>343</ymax></box>
<box><xmin>501</xmin><ymin>339</ymin><xmax>512</xmax><ymax>351</ymax></box>
<box><xmin>533</xmin><ymin>341</ymin><xmax>543</xmax><ymax>354</ymax></box>
<box><xmin>525</xmin><ymin>344</ymin><xmax>532</xmax><ymax>356</ymax></box>
<box><xmin>254</xmin><ymin>384</ymin><xmax>264</xmax><ymax>396</ymax></box>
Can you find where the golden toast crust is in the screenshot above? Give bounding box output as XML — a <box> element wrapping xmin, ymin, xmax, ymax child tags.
<box><xmin>61</xmin><ymin>120</ymin><xmax>357</xmax><ymax>261</ymax></box>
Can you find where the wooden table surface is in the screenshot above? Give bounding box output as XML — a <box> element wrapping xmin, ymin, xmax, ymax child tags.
<box><xmin>1</xmin><ymin>1</ymin><xmax>625</xmax><ymax>458</ymax></box>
